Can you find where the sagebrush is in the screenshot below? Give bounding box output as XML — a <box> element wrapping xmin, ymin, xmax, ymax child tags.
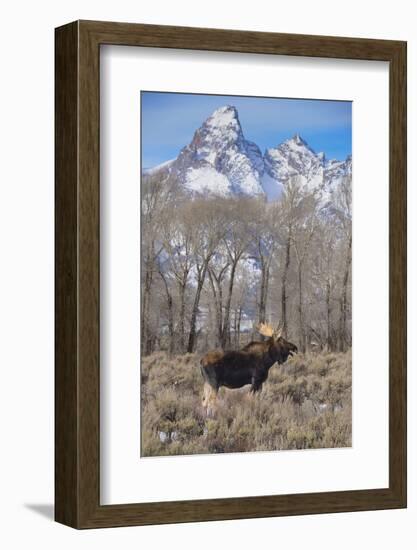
<box><xmin>141</xmin><ymin>349</ymin><xmax>351</xmax><ymax>456</ymax></box>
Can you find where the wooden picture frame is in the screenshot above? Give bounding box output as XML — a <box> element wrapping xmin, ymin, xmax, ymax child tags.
<box><xmin>55</xmin><ymin>20</ymin><xmax>407</xmax><ymax>529</ymax></box>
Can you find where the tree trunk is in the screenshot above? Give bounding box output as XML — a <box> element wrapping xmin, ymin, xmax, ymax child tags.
<box><xmin>258</xmin><ymin>261</ymin><xmax>270</xmax><ymax>325</ymax></box>
<box><xmin>339</xmin><ymin>234</ymin><xmax>352</xmax><ymax>352</ymax></box>
<box><xmin>208</xmin><ymin>269</ymin><xmax>223</xmax><ymax>348</ymax></box>
<box><xmin>178</xmin><ymin>280</ymin><xmax>186</xmax><ymax>352</ymax></box>
<box><xmin>221</xmin><ymin>260</ymin><xmax>238</xmax><ymax>349</ymax></box>
<box><xmin>187</xmin><ymin>262</ymin><xmax>209</xmax><ymax>353</ymax></box>
<box><xmin>258</xmin><ymin>260</ymin><xmax>271</xmax><ymax>342</ymax></box>
<box><xmin>297</xmin><ymin>263</ymin><xmax>305</xmax><ymax>352</ymax></box>
<box><xmin>159</xmin><ymin>270</ymin><xmax>174</xmax><ymax>355</ymax></box>
<box><xmin>326</xmin><ymin>278</ymin><xmax>331</xmax><ymax>351</ymax></box>
<box><xmin>236</xmin><ymin>306</ymin><xmax>242</xmax><ymax>348</ymax></box>
<box><xmin>233</xmin><ymin>308</ymin><xmax>239</xmax><ymax>348</ymax></box>
<box><xmin>281</xmin><ymin>228</ymin><xmax>291</xmax><ymax>337</ymax></box>
<box><xmin>141</xmin><ymin>249</ymin><xmax>154</xmax><ymax>356</ymax></box>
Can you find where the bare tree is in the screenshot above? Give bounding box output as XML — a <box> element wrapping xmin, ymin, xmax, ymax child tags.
<box><xmin>339</xmin><ymin>234</ymin><xmax>352</xmax><ymax>351</ymax></box>
<box><xmin>220</xmin><ymin>199</ymin><xmax>255</xmax><ymax>348</ymax></box>
<box><xmin>231</xmin><ymin>258</ymin><xmax>258</xmax><ymax>348</ymax></box>
<box><xmin>312</xmin><ymin>218</ymin><xmax>338</xmax><ymax>350</ymax></box>
<box><xmin>157</xmin><ymin>261</ymin><xmax>175</xmax><ymax>354</ymax></box>
<box><xmin>141</xmin><ymin>170</ymin><xmax>352</xmax><ymax>357</ymax></box>
<box><xmin>141</xmin><ymin>173</ymin><xmax>169</xmax><ymax>354</ymax></box>
<box><xmin>159</xmin><ymin>204</ymin><xmax>195</xmax><ymax>352</ymax></box>
<box><xmin>207</xmin><ymin>247</ymin><xmax>230</xmax><ymax>348</ymax></box>
<box><xmin>277</xmin><ymin>176</ymin><xmax>306</xmax><ymax>337</ymax></box>
<box><xmin>293</xmin><ymin>192</ymin><xmax>319</xmax><ymax>352</ymax></box>
<box><xmin>249</xmin><ymin>200</ymin><xmax>279</xmax><ymax>328</ymax></box>
<box><xmin>186</xmin><ymin>199</ymin><xmax>227</xmax><ymax>353</ymax></box>
<box><xmin>333</xmin><ymin>176</ymin><xmax>352</xmax><ymax>351</ymax></box>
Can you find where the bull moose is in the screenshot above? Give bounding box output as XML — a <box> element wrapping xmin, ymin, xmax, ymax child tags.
<box><xmin>200</xmin><ymin>322</ymin><xmax>298</xmax><ymax>414</ymax></box>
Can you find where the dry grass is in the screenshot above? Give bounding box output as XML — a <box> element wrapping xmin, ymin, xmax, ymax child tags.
<box><xmin>141</xmin><ymin>350</ymin><xmax>352</xmax><ymax>457</ymax></box>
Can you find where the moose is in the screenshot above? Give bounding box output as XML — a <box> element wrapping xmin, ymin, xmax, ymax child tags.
<box><xmin>200</xmin><ymin>322</ymin><xmax>298</xmax><ymax>415</ymax></box>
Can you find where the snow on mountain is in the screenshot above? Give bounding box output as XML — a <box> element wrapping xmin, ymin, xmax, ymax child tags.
<box><xmin>143</xmin><ymin>106</ymin><xmax>351</xmax><ymax>202</ymax></box>
<box><xmin>325</xmin><ymin>155</ymin><xmax>352</xmax><ymax>186</ymax></box>
<box><xmin>321</xmin><ymin>154</ymin><xmax>352</xmax><ymax>207</ymax></box>
<box><xmin>260</xmin><ymin>172</ymin><xmax>284</xmax><ymax>201</ymax></box>
<box><xmin>264</xmin><ymin>134</ymin><xmax>324</xmax><ymax>187</ymax></box>
<box><xmin>264</xmin><ymin>134</ymin><xmax>351</xmax><ymax>200</ymax></box>
<box><xmin>185</xmin><ymin>166</ymin><xmax>231</xmax><ymax>197</ymax></box>
<box><xmin>168</xmin><ymin>105</ymin><xmax>266</xmax><ymax>197</ymax></box>
<box><xmin>143</xmin><ymin>106</ymin><xmax>266</xmax><ymax>197</ymax></box>
<box><xmin>143</xmin><ymin>158</ymin><xmax>175</xmax><ymax>176</ymax></box>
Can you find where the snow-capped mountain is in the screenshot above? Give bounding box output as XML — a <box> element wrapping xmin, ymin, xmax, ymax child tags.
<box><xmin>144</xmin><ymin>105</ymin><xmax>351</xmax><ymax>202</ymax></box>
<box><xmin>325</xmin><ymin>155</ymin><xmax>352</xmax><ymax>186</ymax></box>
<box><xmin>152</xmin><ymin>105</ymin><xmax>265</xmax><ymax>196</ymax></box>
<box><xmin>264</xmin><ymin>134</ymin><xmax>325</xmax><ymax>191</ymax></box>
<box><xmin>264</xmin><ymin>134</ymin><xmax>351</xmax><ymax>198</ymax></box>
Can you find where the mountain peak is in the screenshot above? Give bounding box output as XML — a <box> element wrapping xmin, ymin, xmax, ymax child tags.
<box><xmin>205</xmin><ymin>105</ymin><xmax>241</xmax><ymax>131</ymax></box>
<box><xmin>286</xmin><ymin>133</ymin><xmax>312</xmax><ymax>149</ymax></box>
<box><xmin>212</xmin><ymin>104</ymin><xmax>238</xmax><ymax>116</ymax></box>
<box><xmin>168</xmin><ymin>105</ymin><xmax>264</xmax><ymax>197</ymax></box>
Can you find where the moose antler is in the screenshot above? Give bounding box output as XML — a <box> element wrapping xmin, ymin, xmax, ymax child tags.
<box><xmin>274</xmin><ymin>322</ymin><xmax>283</xmax><ymax>338</ymax></box>
<box><xmin>256</xmin><ymin>322</ymin><xmax>274</xmax><ymax>338</ymax></box>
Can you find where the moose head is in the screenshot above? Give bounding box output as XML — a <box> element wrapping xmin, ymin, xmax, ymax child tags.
<box><xmin>255</xmin><ymin>322</ymin><xmax>298</xmax><ymax>364</ymax></box>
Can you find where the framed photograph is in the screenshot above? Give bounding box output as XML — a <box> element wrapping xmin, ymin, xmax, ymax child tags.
<box><xmin>55</xmin><ymin>20</ymin><xmax>406</xmax><ymax>528</ymax></box>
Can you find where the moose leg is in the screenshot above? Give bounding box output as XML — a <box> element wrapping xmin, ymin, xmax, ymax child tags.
<box><xmin>250</xmin><ymin>376</ymin><xmax>263</xmax><ymax>395</ymax></box>
<box><xmin>207</xmin><ymin>387</ymin><xmax>218</xmax><ymax>417</ymax></box>
<box><xmin>202</xmin><ymin>382</ymin><xmax>211</xmax><ymax>408</ymax></box>
<box><xmin>202</xmin><ymin>382</ymin><xmax>218</xmax><ymax>417</ymax></box>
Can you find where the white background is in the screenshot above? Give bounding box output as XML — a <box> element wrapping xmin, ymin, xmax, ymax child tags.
<box><xmin>0</xmin><ymin>0</ymin><xmax>415</xmax><ymax>548</ymax></box>
<box><xmin>101</xmin><ymin>47</ymin><xmax>389</xmax><ymax>504</ymax></box>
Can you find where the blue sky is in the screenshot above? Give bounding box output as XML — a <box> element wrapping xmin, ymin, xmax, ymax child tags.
<box><xmin>141</xmin><ymin>91</ymin><xmax>352</xmax><ymax>168</ymax></box>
